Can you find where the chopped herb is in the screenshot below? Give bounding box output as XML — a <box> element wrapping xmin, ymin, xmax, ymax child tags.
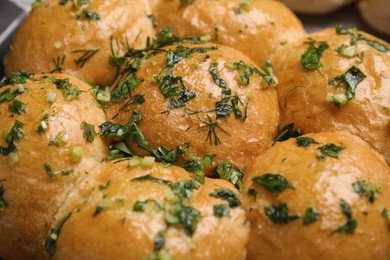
<box><xmin>51</xmin><ymin>56</ymin><xmax>65</xmax><ymax>73</ymax></box>
<box><xmin>98</xmin><ymin>180</ymin><xmax>111</xmax><ymax>191</ymax></box>
<box><xmin>335</xmin><ymin>44</ymin><xmax>357</xmax><ymax>58</ymax></box>
<box><xmin>296</xmin><ymin>136</ymin><xmax>318</xmax><ymax>147</ymax></box>
<box><xmin>166</xmin><ymin>45</ymin><xmax>215</xmax><ymax>67</ymax></box>
<box><xmin>153</xmin><ymin>146</ymin><xmax>186</xmax><ymax>164</ymax></box>
<box><xmin>209</xmin><ymin>188</ymin><xmax>241</xmax><ymax>208</ymax></box>
<box><xmin>303</xmin><ymin>207</ymin><xmax>321</xmax><ymax>225</ymax></box>
<box><xmin>331</xmin><ymin>199</ymin><xmax>357</xmax><ymax>235</ymax></box>
<box><xmin>164</xmin><ymin>203</ymin><xmax>201</xmax><ymax>236</ymax></box>
<box><xmin>231</xmin><ymin>95</ymin><xmax>250</xmax><ymax>121</ymax></box>
<box><xmin>133</xmin><ymin>200</ymin><xmax>162</xmax><ymax>212</ymax></box>
<box><xmin>105</xmin><ymin>142</ymin><xmax>133</xmax><ymax>160</ymax></box>
<box><xmin>225</xmin><ymin>61</ymin><xmax>254</xmax><ymax>85</ymax></box>
<box><xmin>260</xmin><ymin>59</ymin><xmax>279</xmax><ymax>86</ymax></box>
<box><xmin>111</xmin><ymin>73</ymin><xmax>144</xmax><ymax>103</ymax></box>
<box><xmin>0</xmin><ymin>87</ymin><xmax>25</xmax><ymax>105</ymax></box>
<box><xmin>130</xmin><ymin>174</ymin><xmax>170</xmax><ymax>185</ymax></box>
<box><xmin>36</xmin><ymin>114</ymin><xmax>49</xmax><ymax>134</ymax></box>
<box><xmin>44</xmin><ymin>163</ymin><xmax>74</xmax><ymax>179</ymax></box>
<box><xmin>77</xmin><ymin>9</ymin><xmax>101</xmax><ymax>21</ymax></box>
<box><xmin>43</xmin><ymin>212</ymin><xmax>72</xmax><ymax>258</ymax></box>
<box><xmin>183</xmin><ymin>154</ymin><xmax>215</xmax><ymax>183</ymax></box>
<box><xmin>213</xmin><ymin>204</ymin><xmax>229</xmax><ymax>218</ymax></box>
<box><xmin>93</xmin><ymin>198</ymin><xmax>113</xmax><ymax>216</ymax></box>
<box><xmin>0</xmin><ymin>180</ymin><xmax>8</xmax><ymax>212</ymax></box>
<box><xmin>327</xmin><ymin>66</ymin><xmax>366</xmax><ymax>107</ymax></box>
<box><xmin>203</xmin><ymin>115</ymin><xmax>230</xmax><ymax>146</ymax></box>
<box><xmin>169</xmin><ymin>180</ymin><xmax>200</xmax><ymax>202</ymax></box>
<box><xmin>301</xmin><ymin>38</ymin><xmax>329</xmax><ymax>70</ymax></box>
<box><xmin>52</xmin><ymin>78</ymin><xmax>83</xmax><ymax>100</ymax></box>
<box><xmin>154</xmin><ymin>232</ymin><xmax>165</xmax><ymax>251</ymax></box>
<box><xmin>210</xmin><ymin>62</ymin><xmax>227</xmax><ymax>89</ymax></box>
<box><xmin>180</xmin><ymin>0</ymin><xmax>193</xmax><ymax>2</ymax></box>
<box><xmin>215</xmin><ymin>161</ymin><xmax>243</xmax><ymax>192</ymax></box>
<box><xmin>352</xmin><ymin>180</ymin><xmax>383</xmax><ymax>203</ymax></box>
<box><xmin>147</xmin><ymin>14</ymin><xmax>158</xmax><ymax>28</ymax></box>
<box><xmin>149</xmin><ymin>25</ymin><xmax>179</xmax><ymax>49</ymax></box>
<box><xmin>381</xmin><ymin>208</ymin><xmax>390</xmax><ymax>224</ymax></box>
<box><xmin>0</xmin><ymin>120</ymin><xmax>24</xmax><ymax>156</ymax></box>
<box><xmin>247</xmin><ymin>188</ymin><xmax>258</xmax><ymax>201</ymax></box>
<box><xmin>108</xmin><ymin>36</ymin><xmax>126</xmax><ymax>71</ymax></box>
<box><xmin>335</xmin><ymin>25</ymin><xmax>390</xmax><ymax>53</ymax></box>
<box><xmin>252</xmin><ymin>173</ymin><xmax>293</xmax><ymax>193</ymax></box>
<box><xmin>8</xmin><ymin>100</ymin><xmax>26</xmax><ymax>115</ymax></box>
<box><xmin>71</xmin><ymin>49</ymin><xmax>99</xmax><ymax>68</ymax></box>
<box><xmin>264</xmin><ymin>204</ymin><xmax>299</xmax><ymax>224</ymax></box>
<box><xmin>0</xmin><ymin>70</ymin><xmax>31</xmax><ymax>87</ymax></box>
<box><xmin>317</xmin><ymin>143</ymin><xmax>345</xmax><ymax>160</ymax></box>
<box><xmin>93</xmin><ymin>85</ymin><xmax>111</xmax><ymax>105</ymax></box>
<box><xmin>81</xmin><ymin>121</ymin><xmax>96</xmax><ymax>143</ymax></box>
<box><xmin>215</xmin><ymin>101</ymin><xmax>233</xmax><ymax>119</ymax></box>
<box><xmin>273</xmin><ymin>123</ymin><xmax>301</xmax><ymax>144</ymax></box>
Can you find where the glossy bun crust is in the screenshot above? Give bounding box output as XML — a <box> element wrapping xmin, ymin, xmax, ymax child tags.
<box><xmin>359</xmin><ymin>0</ymin><xmax>390</xmax><ymax>35</ymax></box>
<box><xmin>54</xmin><ymin>160</ymin><xmax>249</xmax><ymax>259</ymax></box>
<box><xmin>273</xmin><ymin>28</ymin><xmax>390</xmax><ymax>164</ymax></box>
<box><xmin>279</xmin><ymin>0</ymin><xmax>356</xmax><ymax>14</ymax></box>
<box><xmin>5</xmin><ymin>0</ymin><xmax>155</xmax><ymax>86</ymax></box>
<box><xmin>152</xmin><ymin>0</ymin><xmax>304</xmax><ymax>65</ymax></box>
<box><xmin>0</xmin><ymin>73</ymin><xmax>107</xmax><ymax>259</ymax></box>
<box><xmin>242</xmin><ymin>131</ymin><xmax>390</xmax><ymax>259</ymax></box>
<box><xmin>105</xmin><ymin>42</ymin><xmax>280</xmax><ymax>172</ymax></box>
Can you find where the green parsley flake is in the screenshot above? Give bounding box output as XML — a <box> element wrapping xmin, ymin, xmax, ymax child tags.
<box><xmin>264</xmin><ymin>203</ymin><xmax>299</xmax><ymax>224</ymax></box>
<box><xmin>331</xmin><ymin>199</ymin><xmax>357</xmax><ymax>235</ymax></box>
<box><xmin>111</xmin><ymin>73</ymin><xmax>144</xmax><ymax>103</ymax></box>
<box><xmin>352</xmin><ymin>180</ymin><xmax>383</xmax><ymax>203</ymax></box>
<box><xmin>301</xmin><ymin>38</ymin><xmax>329</xmax><ymax>70</ymax></box>
<box><xmin>0</xmin><ymin>70</ymin><xmax>31</xmax><ymax>87</ymax></box>
<box><xmin>43</xmin><ymin>212</ymin><xmax>72</xmax><ymax>258</ymax></box>
<box><xmin>303</xmin><ymin>207</ymin><xmax>321</xmax><ymax>225</ymax></box>
<box><xmin>44</xmin><ymin>163</ymin><xmax>74</xmax><ymax>179</ymax></box>
<box><xmin>133</xmin><ymin>200</ymin><xmax>162</xmax><ymax>212</ymax></box>
<box><xmin>213</xmin><ymin>204</ymin><xmax>230</xmax><ymax>218</ymax></box>
<box><xmin>52</xmin><ymin>78</ymin><xmax>83</xmax><ymax>100</ymax></box>
<box><xmin>81</xmin><ymin>121</ymin><xmax>97</xmax><ymax>143</ymax></box>
<box><xmin>317</xmin><ymin>143</ymin><xmax>345</xmax><ymax>160</ymax></box>
<box><xmin>295</xmin><ymin>136</ymin><xmax>319</xmax><ymax>147</ymax></box>
<box><xmin>327</xmin><ymin>66</ymin><xmax>366</xmax><ymax>107</ymax></box>
<box><xmin>273</xmin><ymin>123</ymin><xmax>302</xmax><ymax>144</ymax></box>
<box><xmin>0</xmin><ymin>120</ymin><xmax>24</xmax><ymax>156</ymax></box>
<box><xmin>209</xmin><ymin>188</ymin><xmax>241</xmax><ymax>208</ymax></box>
<box><xmin>252</xmin><ymin>173</ymin><xmax>293</xmax><ymax>193</ymax></box>
<box><xmin>8</xmin><ymin>100</ymin><xmax>27</xmax><ymax>115</ymax></box>
<box><xmin>216</xmin><ymin>161</ymin><xmax>243</xmax><ymax>192</ymax></box>
<box><xmin>164</xmin><ymin>203</ymin><xmax>201</xmax><ymax>236</ymax></box>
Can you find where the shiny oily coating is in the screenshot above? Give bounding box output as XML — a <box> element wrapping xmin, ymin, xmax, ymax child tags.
<box><xmin>5</xmin><ymin>0</ymin><xmax>155</xmax><ymax>86</ymax></box>
<box><xmin>242</xmin><ymin>131</ymin><xmax>390</xmax><ymax>259</ymax></box>
<box><xmin>273</xmin><ymin>28</ymin><xmax>390</xmax><ymax>165</ymax></box>
<box><xmin>0</xmin><ymin>73</ymin><xmax>107</xmax><ymax>260</ymax></box>
<box><xmin>105</xmin><ymin>42</ymin><xmax>280</xmax><ymax>172</ymax></box>
<box><xmin>54</xmin><ymin>160</ymin><xmax>250</xmax><ymax>260</ymax></box>
<box><xmin>152</xmin><ymin>0</ymin><xmax>305</xmax><ymax>66</ymax></box>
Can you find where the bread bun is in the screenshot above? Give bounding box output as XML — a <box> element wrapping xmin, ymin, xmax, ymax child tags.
<box><xmin>0</xmin><ymin>72</ymin><xmax>107</xmax><ymax>259</ymax></box>
<box><xmin>272</xmin><ymin>27</ymin><xmax>390</xmax><ymax>164</ymax></box>
<box><xmin>152</xmin><ymin>0</ymin><xmax>305</xmax><ymax>65</ymax></box>
<box><xmin>53</xmin><ymin>160</ymin><xmax>249</xmax><ymax>259</ymax></box>
<box><xmin>105</xmin><ymin>42</ymin><xmax>280</xmax><ymax>173</ymax></box>
<box><xmin>279</xmin><ymin>0</ymin><xmax>356</xmax><ymax>14</ymax></box>
<box><xmin>5</xmin><ymin>0</ymin><xmax>155</xmax><ymax>86</ymax></box>
<box><xmin>242</xmin><ymin>131</ymin><xmax>390</xmax><ymax>259</ymax></box>
<box><xmin>359</xmin><ymin>0</ymin><xmax>390</xmax><ymax>35</ymax></box>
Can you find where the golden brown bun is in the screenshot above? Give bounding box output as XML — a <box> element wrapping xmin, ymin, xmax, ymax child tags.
<box><xmin>279</xmin><ymin>0</ymin><xmax>356</xmax><ymax>14</ymax></box>
<box><xmin>241</xmin><ymin>131</ymin><xmax>390</xmax><ymax>259</ymax></box>
<box><xmin>5</xmin><ymin>0</ymin><xmax>155</xmax><ymax>86</ymax></box>
<box><xmin>359</xmin><ymin>0</ymin><xmax>390</xmax><ymax>35</ymax></box>
<box><xmin>273</xmin><ymin>28</ymin><xmax>390</xmax><ymax>164</ymax></box>
<box><xmin>105</xmin><ymin>42</ymin><xmax>280</xmax><ymax>172</ymax></box>
<box><xmin>54</xmin><ymin>160</ymin><xmax>249</xmax><ymax>259</ymax></box>
<box><xmin>152</xmin><ymin>0</ymin><xmax>305</xmax><ymax>65</ymax></box>
<box><xmin>0</xmin><ymin>73</ymin><xmax>108</xmax><ymax>259</ymax></box>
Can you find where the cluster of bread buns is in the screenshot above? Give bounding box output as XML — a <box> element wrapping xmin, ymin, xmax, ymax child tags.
<box><xmin>0</xmin><ymin>0</ymin><xmax>389</xmax><ymax>259</ymax></box>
